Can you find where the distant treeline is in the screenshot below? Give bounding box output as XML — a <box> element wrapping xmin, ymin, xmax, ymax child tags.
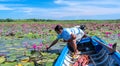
<box><xmin>0</xmin><ymin>18</ymin><xmax>120</xmax><ymax>23</ymax></box>
<box><xmin>0</xmin><ymin>18</ymin><xmax>57</xmax><ymax>22</ymax></box>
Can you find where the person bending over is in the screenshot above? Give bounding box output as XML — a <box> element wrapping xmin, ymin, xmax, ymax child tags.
<box><xmin>47</xmin><ymin>25</ymin><xmax>85</xmax><ymax>55</ymax></box>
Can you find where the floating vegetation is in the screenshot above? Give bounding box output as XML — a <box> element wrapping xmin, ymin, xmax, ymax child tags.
<box><xmin>0</xmin><ymin>22</ymin><xmax>120</xmax><ymax>66</ymax></box>
<box><xmin>0</xmin><ymin>56</ymin><xmax>6</xmax><ymax>64</ymax></box>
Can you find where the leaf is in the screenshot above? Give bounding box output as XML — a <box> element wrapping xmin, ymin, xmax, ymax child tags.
<box><xmin>0</xmin><ymin>56</ymin><xmax>6</xmax><ymax>64</ymax></box>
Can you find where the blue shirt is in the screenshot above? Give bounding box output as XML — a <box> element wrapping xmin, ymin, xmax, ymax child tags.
<box><xmin>57</xmin><ymin>27</ymin><xmax>81</xmax><ymax>41</ymax></box>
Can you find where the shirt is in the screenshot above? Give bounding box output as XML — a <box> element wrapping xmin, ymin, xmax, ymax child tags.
<box><xmin>57</xmin><ymin>27</ymin><xmax>84</xmax><ymax>41</ymax></box>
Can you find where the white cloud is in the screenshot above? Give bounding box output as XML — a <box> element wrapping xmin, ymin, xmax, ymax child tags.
<box><xmin>54</xmin><ymin>0</ymin><xmax>63</xmax><ymax>4</ymax></box>
<box><xmin>20</xmin><ymin>8</ymin><xmax>33</xmax><ymax>14</ymax></box>
<box><xmin>54</xmin><ymin>0</ymin><xmax>80</xmax><ymax>6</ymax></box>
<box><xmin>0</xmin><ymin>5</ymin><xmax>13</xmax><ymax>10</ymax></box>
<box><xmin>54</xmin><ymin>0</ymin><xmax>120</xmax><ymax>6</ymax></box>
<box><xmin>52</xmin><ymin>0</ymin><xmax>120</xmax><ymax>18</ymax></box>
<box><xmin>0</xmin><ymin>0</ymin><xmax>24</xmax><ymax>2</ymax></box>
<box><xmin>1</xmin><ymin>0</ymin><xmax>120</xmax><ymax>19</ymax></box>
<box><xmin>12</xmin><ymin>5</ymin><xmax>120</xmax><ymax>19</ymax></box>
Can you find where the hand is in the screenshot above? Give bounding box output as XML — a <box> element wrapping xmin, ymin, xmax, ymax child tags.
<box><xmin>63</xmin><ymin>40</ymin><xmax>68</xmax><ymax>42</ymax></box>
<box><xmin>68</xmin><ymin>39</ymin><xmax>76</xmax><ymax>43</ymax></box>
<box><xmin>45</xmin><ymin>44</ymin><xmax>49</xmax><ymax>51</ymax></box>
<box><xmin>46</xmin><ymin>47</ymin><xmax>49</xmax><ymax>51</ymax></box>
<box><xmin>63</xmin><ymin>39</ymin><xmax>72</xmax><ymax>42</ymax></box>
<box><xmin>46</xmin><ymin>45</ymin><xmax>49</xmax><ymax>50</ymax></box>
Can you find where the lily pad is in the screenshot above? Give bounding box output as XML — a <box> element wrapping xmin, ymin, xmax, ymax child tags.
<box><xmin>46</xmin><ymin>62</ymin><xmax>53</xmax><ymax>66</ymax></box>
<box><xmin>20</xmin><ymin>62</ymin><xmax>34</xmax><ymax>66</ymax></box>
<box><xmin>20</xmin><ymin>56</ymin><xmax>29</xmax><ymax>63</ymax></box>
<box><xmin>0</xmin><ymin>56</ymin><xmax>6</xmax><ymax>64</ymax></box>
<box><xmin>1</xmin><ymin>62</ymin><xmax>17</xmax><ymax>66</ymax></box>
<box><xmin>6</xmin><ymin>56</ymin><xmax>16</xmax><ymax>62</ymax></box>
<box><xmin>15</xmin><ymin>48</ymin><xmax>25</xmax><ymax>51</ymax></box>
<box><xmin>5</xmin><ymin>44</ymin><xmax>13</xmax><ymax>47</ymax></box>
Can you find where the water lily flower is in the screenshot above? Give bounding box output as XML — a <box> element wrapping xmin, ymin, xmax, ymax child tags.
<box><xmin>108</xmin><ymin>43</ymin><xmax>113</xmax><ymax>48</ymax></box>
<box><xmin>105</xmin><ymin>32</ymin><xmax>112</xmax><ymax>35</ymax></box>
<box><xmin>32</xmin><ymin>44</ymin><xmax>37</xmax><ymax>50</ymax></box>
<box><xmin>37</xmin><ymin>45</ymin><xmax>42</xmax><ymax>51</ymax></box>
<box><xmin>118</xmin><ymin>33</ymin><xmax>120</xmax><ymax>37</ymax></box>
<box><xmin>0</xmin><ymin>29</ymin><xmax>2</xmax><ymax>33</ymax></box>
<box><xmin>39</xmin><ymin>43</ymin><xmax>43</xmax><ymax>47</ymax></box>
<box><xmin>105</xmin><ymin>32</ymin><xmax>112</xmax><ymax>37</ymax></box>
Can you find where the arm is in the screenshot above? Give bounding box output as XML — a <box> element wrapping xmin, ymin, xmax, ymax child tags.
<box><xmin>67</xmin><ymin>33</ymin><xmax>76</xmax><ymax>42</ymax></box>
<box><xmin>67</xmin><ymin>29</ymin><xmax>85</xmax><ymax>42</ymax></box>
<box><xmin>47</xmin><ymin>39</ymin><xmax>59</xmax><ymax>49</ymax></box>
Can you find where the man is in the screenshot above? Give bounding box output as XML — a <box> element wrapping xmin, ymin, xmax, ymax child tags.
<box><xmin>47</xmin><ymin>25</ymin><xmax>85</xmax><ymax>55</ymax></box>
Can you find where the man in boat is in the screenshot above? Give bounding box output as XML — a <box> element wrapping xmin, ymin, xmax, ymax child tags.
<box><xmin>47</xmin><ymin>25</ymin><xmax>85</xmax><ymax>56</ymax></box>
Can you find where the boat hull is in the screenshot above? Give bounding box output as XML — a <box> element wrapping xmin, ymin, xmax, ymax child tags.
<box><xmin>54</xmin><ymin>36</ymin><xmax>120</xmax><ymax>66</ymax></box>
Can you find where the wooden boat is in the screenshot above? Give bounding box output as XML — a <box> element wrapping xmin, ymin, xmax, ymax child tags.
<box><xmin>54</xmin><ymin>36</ymin><xmax>120</xmax><ymax>66</ymax></box>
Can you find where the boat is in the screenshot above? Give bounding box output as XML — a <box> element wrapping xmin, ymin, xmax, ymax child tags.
<box><xmin>54</xmin><ymin>36</ymin><xmax>120</xmax><ymax>66</ymax></box>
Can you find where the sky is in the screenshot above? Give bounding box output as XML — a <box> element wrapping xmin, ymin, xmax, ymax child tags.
<box><xmin>0</xmin><ymin>0</ymin><xmax>120</xmax><ymax>20</ymax></box>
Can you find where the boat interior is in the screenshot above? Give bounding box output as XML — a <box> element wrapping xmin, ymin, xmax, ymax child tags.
<box><xmin>63</xmin><ymin>37</ymin><xmax>119</xmax><ymax>66</ymax></box>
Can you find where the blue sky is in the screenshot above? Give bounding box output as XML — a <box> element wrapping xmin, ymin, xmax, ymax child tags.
<box><xmin>0</xmin><ymin>0</ymin><xmax>120</xmax><ymax>20</ymax></box>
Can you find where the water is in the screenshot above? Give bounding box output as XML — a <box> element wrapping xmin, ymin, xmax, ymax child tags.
<box><xmin>0</xmin><ymin>36</ymin><xmax>120</xmax><ymax>55</ymax></box>
<box><xmin>48</xmin><ymin>42</ymin><xmax>66</xmax><ymax>53</ymax></box>
<box><xmin>0</xmin><ymin>33</ymin><xmax>120</xmax><ymax>64</ymax></box>
<box><xmin>99</xmin><ymin>34</ymin><xmax>120</xmax><ymax>51</ymax></box>
<box><xmin>0</xmin><ymin>37</ymin><xmax>65</xmax><ymax>57</ymax></box>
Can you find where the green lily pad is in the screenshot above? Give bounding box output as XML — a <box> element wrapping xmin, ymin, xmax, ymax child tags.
<box><xmin>41</xmin><ymin>52</ymin><xmax>50</xmax><ymax>56</ymax></box>
<box><xmin>41</xmin><ymin>52</ymin><xmax>58</xmax><ymax>59</ymax></box>
<box><xmin>5</xmin><ymin>44</ymin><xmax>12</xmax><ymax>47</ymax></box>
<box><xmin>0</xmin><ymin>50</ymin><xmax>8</xmax><ymax>53</ymax></box>
<box><xmin>0</xmin><ymin>56</ymin><xmax>6</xmax><ymax>64</ymax></box>
<box><xmin>20</xmin><ymin>62</ymin><xmax>34</xmax><ymax>66</ymax></box>
<box><xmin>1</xmin><ymin>62</ymin><xmax>17</xmax><ymax>66</ymax></box>
<box><xmin>13</xmin><ymin>43</ymin><xmax>20</xmax><ymax>46</ymax></box>
<box><xmin>25</xmin><ymin>51</ymin><xmax>31</xmax><ymax>56</ymax></box>
<box><xmin>6</xmin><ymin>56</ymin><xmax>16</xmax><ymax>62</ymax></box>
<box><xmin>8</xmin><ymin>48</ymin><xmax>16</xmax><ymax>50</ymax></box>
<box><xmin>20</xmin><ymin>56</ymin><xmax>30</xmax><ymax>63</ymax></box>
<box><xmin>46</xmin><ymin>62</ymin><xmax>53</xmax><ymax>66</ymax></box>
<box><xmin>15</xmin><ymin>48</ymin><xmax>25</xmax><ymax>51</ymax></box>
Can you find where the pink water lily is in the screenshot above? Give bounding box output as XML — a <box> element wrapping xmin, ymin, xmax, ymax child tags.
<box><xmin>108</xmin><ymin>43</ymin><xmax>113</xmax><ymax>47</ymax></box>
<box><xmin>0</xmin><ymin>29</ymin><xmax>2</xmax><ymax>33</ymax></box>
<box><xmin>37</xmin><ymin>45</ymin><xmax>42</xmax><ymax>51</ymax></box>
<box><xmin>105</xmin><ymin>32</ymin><xmax>112</xmax><ymax>37</ymax></box>
<box><xmin>32</xmin><ymin>44</ymin><xmax>37</xmax><ymax>50</ymax></box>
<box><xmin>118</xmin><ymin>33</ymin><xmax>120</xmax><ymax>37</ymax></box>
<box><xmin>105</xmin><ymin>32</ymin><xmax>112</xmax><ymax>35</ymax></box>
<box><xmin>39</xmin><ymin>43</ymin><xmax>43</xmax><ymax>47</ymax></box>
